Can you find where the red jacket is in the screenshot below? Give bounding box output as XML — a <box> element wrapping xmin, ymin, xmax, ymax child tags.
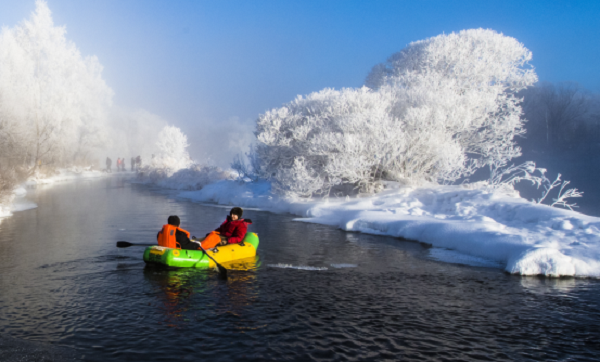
<box><xmin>214</xmin><ymin>216</ymin><xmax>252</xmax><ymax>244</ymax></box>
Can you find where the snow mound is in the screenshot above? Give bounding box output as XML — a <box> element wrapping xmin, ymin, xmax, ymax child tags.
<box><xmin>179</xmin><ymin>180</ymin><xmax>600</xmax><ymax>278</ymax></box>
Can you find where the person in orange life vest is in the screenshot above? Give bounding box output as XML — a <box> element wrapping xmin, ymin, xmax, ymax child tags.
<box><xmin>157</xmin><ymin>215</ymin><xmax>200</xmax><ymax>250</ymax></box>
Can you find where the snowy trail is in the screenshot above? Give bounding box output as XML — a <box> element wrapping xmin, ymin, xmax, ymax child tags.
<box><xmin>178</xmin><ymin>180</ymin><xmax>600</xmax><ymax>277</ymax></box>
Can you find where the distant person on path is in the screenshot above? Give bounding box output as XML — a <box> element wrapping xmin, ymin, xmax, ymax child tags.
<box><xmin>157</xmin><ymin>215</ymin><xmax>202</xmax><ymax>250</ymax></box>
<box><xmin>131</xmin><ymin>157</ymin><xmax>135</xmax><ymax>171</ymax></box>
<box><xmin>116</xmin><ymin>158</ymin><xmax>121</xmax><ymax>172</ymax></box>
<box><xmin>105</xmin><ymin>157</ymin><xmax>112</xmax><ymax>173</ymax></box>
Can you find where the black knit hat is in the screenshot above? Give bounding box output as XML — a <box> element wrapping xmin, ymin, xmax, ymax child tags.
<box><xmin>230</xmin><ymin>207</ymin><xmax>243</xmax><ymax>218</ymax></box>
<box><xmin>167</xmin><ymin>215</ymin><xmax>180</xmax><ymax>226</ymax></box>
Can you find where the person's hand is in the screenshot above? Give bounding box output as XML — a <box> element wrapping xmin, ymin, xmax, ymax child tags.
<box><xmin>218</xmin><ymin>239</ymin><xmax>228</xmax><ymax>246</ymax></box>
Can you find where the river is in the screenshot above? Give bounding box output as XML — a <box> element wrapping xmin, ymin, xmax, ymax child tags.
<box><xmin>0</xmin><ymin>176</ymin><xmax>599</xmax><ymax>361</ymax></box>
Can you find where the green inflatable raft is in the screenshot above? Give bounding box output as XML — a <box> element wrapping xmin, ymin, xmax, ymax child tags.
<box><xmin>143</xmin><ymin>232</ymin><xmax>259</xmax><ymax>268</ymax></box>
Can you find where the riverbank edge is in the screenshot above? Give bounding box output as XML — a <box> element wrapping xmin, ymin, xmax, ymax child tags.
<box><xmin>0</xmin><ymin>168</ymin><xmax>134</xmax><ymax>218</ymax></box>
<box><xmin>173</xmin><ymin>179</ymin><xmax>600</xmax><ymax>278</ymax></box>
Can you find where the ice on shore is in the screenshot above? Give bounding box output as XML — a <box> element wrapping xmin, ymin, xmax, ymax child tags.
<box><xmin>178</xmin><ymin>180</ymin><xmax>600</xmax><ymax>278</ymax></box>
<box><xmin>0</xmin><ymin>167</ymin><xmax>110</xmax><ymax>218</ymax></box>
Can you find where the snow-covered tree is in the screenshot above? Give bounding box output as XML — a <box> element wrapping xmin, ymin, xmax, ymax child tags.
<box><xmin>151</xmin><ymin>125</ymin><xmax>193</xmax><ymax>172</ymax></box>
<box><xmin>255</xmin><ymin>29</ymin><xmax>538</xmax><ymax>197</ymax></box>
<box><xmin>0</xmin><ymin>0</ymin><xmax>113</xmax><ymax>172</ymax></box>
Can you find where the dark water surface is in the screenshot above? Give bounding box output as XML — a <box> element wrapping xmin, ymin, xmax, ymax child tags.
<box><xmin>1</xmin><ymin>176</ymin><xmax>599</xmax><ymax>361</ymax></box>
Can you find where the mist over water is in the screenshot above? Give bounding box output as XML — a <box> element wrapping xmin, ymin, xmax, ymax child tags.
<box><xmin>1</xmin><ymin>177</ymin><xmax>599</xmax><ymax>361</ymax></box>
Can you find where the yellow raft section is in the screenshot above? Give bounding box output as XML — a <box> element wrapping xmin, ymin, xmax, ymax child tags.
<box><xmin>205</xmin><ymin>237</ymin><xmax>258</xmax><ymax>268</ymax></box>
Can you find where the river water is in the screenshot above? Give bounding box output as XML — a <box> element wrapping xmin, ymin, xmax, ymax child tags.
<box><xmin>0</xmin><ymin>176</ymin><xmax>599</xmax><ymax>361</ymax></box>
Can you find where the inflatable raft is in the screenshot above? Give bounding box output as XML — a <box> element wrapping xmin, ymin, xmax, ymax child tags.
<box><xmin>143</xmin><ymin>232</ymin><xmax>259</xmax><ymax>268</ymax></box>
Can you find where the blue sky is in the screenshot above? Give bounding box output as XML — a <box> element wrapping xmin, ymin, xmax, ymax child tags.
<box><xmin>1</xmin><ymin>0</ymin><xmax>599</xmax><ymax>161</ymax></box>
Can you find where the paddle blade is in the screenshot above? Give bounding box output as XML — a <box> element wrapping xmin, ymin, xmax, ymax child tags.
<box><xmin>116</xmin><ymin>241</ymin><xmax>133</xmax><ymax>248</ymax></box>
<box><xmin>216</xmin><ymin>264</ymin><xmax>228</xmax><ymax>280</ymax></box>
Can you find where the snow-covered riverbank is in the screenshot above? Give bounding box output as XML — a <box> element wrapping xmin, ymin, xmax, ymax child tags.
<box><xmin>0</xmin><ymin>167</ymin><xmax>114</xmax><ymax>218</ymax></box>
<box><xmin>25</xmin><ymin>167</ymin><xmax>108</xmax><ymax>186</ymax></box>
<box><xmin>177</xmin><ymin>180</ymin><xmax>600</xmax><ymax>278</ymax></box>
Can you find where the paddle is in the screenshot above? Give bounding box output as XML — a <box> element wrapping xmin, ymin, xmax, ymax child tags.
<box><xmin>116</xmin><ymin>241</ymin><xmax>155</xmax><ymax>248</ymax></box>
<box><xmin>193</xmin><ymin>239</ymin><xmax>228</xmax><ymax>280</ymax></box>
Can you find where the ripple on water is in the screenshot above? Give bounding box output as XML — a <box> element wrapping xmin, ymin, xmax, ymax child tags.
<box><xmin>1</xmin><ymin>178</ymin><xmax>600</xmax><ymax>362</ymax></box>
<box><xmin>267</xmin><ymin>263</ymin><xmax>328</xmax><ymax>271</ymax></box>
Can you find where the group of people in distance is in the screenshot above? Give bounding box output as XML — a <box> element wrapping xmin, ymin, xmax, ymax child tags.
<box><xmin>157</xmin><ymin>207</ymin><xmax>252</xmax><ymax>251</ymax></box>
<box><xmin>105</xmin><ymin>156</ymin><xmax>142</xmax><ymax>173</ymax></box>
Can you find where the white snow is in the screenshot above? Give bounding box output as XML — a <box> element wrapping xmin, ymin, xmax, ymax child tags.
<box><xmin>0</xmin><ymin>167</ymin><xmax>110</xmax><ymax>219</ymax></box>
<box><xmin>0</xmin><ymin>202</ymin><xmax>12</xmax><ymax>218</ymax></box>
<box><xmin>0</xmin><ymin>186</ymin><xmax>36</xmax><ymax>218</ymax></box>
<box><xmin>178</xmin><ymin>180</ymin><xmax>600</xmax><ymax>278</ymax></box>
<box><xmin>25</xmin><ymin>167</ymin><xmax>107</xmax><ymax>186</ymax></box>
<box><xmin>133</xmin><ymin>165</ymin><xmax>231</xmax><ymax>191</ymax></box>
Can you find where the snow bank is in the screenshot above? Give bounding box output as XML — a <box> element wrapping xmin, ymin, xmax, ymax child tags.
<box><xmin>0</xmin><ymin>186</ymin><xmax>35</xmax><ymax>218</ymax></box>
<box><xmin>0</xmin><ymin>199</ymin><xmax>13</xmax><ymax>218</ymax></box>
<box><xmin>178</xmin><ymin>180</ymin><xmax>600</xmax><ymax>277</ymax></box>
<box><xmin>134</xmin><ymin>164</ymin><xmax>232</xmax><ymax>190</ymax></box>
<box><xmin>1</xmin><ymin>167</ymin><xmax>108</xmax><ymax>219</ymax></box>
<box><xmin>25</xmin><ymin>167</ymin><xmax>107</xmax><ymax>186</ymax></box>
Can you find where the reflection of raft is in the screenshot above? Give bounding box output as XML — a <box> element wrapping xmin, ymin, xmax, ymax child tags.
<box><xmin>143</xmin><ymin>232</ymin><xmax>259</xmax><ymax>268</ymax></box>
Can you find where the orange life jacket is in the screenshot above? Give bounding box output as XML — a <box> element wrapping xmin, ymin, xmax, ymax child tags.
<box><xmin>157</xmin><ymin>224</ymin><xmax>191</xmax><ymax>249</ymax></box>
<box><xmin>200</xmin><ymin>231</ymin><xmax>221</xmax><ymax>249</ymax></box>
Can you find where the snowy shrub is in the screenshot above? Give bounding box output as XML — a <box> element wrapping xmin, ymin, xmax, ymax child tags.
<box><xmin>484</xmin><ymin>161</ymin><xmax>582</xmax><ymax>210</ymax></box>
<box><xmin>255</xmin><ymin>29</ymin><xmax>537</xmax><ymax>197</ymax></box>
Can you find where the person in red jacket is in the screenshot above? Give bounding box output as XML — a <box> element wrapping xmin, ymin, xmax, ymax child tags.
<box><xmin>213</xmin><ymin>207</ymin><xmax>252</xmax><ymax>246</ymax></box>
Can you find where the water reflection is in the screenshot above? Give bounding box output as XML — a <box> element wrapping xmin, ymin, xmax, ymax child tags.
<box><xmin>142</xmin><ymin>256</ymin><xmax>261</xmax><ymax>329</ymax></box>
<box><xmin>143</xmin><ymin>268</ymin><xmax>199</xmax><ymax>328</ymax></box>
<box><xmin>520</xmin><ymin>275</ymin><xmax>579</xmax><ymax>295</ymax></box>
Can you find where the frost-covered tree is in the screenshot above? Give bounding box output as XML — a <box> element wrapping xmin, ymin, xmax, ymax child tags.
<box><xmin>255</xmin><ymin>87</ymin><xmax>400</xmax><ymax>196</ymax></box>
<box><xmin>151</xmin><ymin>125</ymin><xmax>193</xmax><ymax>172</ymax></box>
<box><xmin>255</xmin><ymin>29</ymin><xmax>538</xmax><ymax>197</ymax></box>
<box><xmin>0</xmin><ymin>0</ymin><xmax>113</xmax><ymax>172</ymax></box>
